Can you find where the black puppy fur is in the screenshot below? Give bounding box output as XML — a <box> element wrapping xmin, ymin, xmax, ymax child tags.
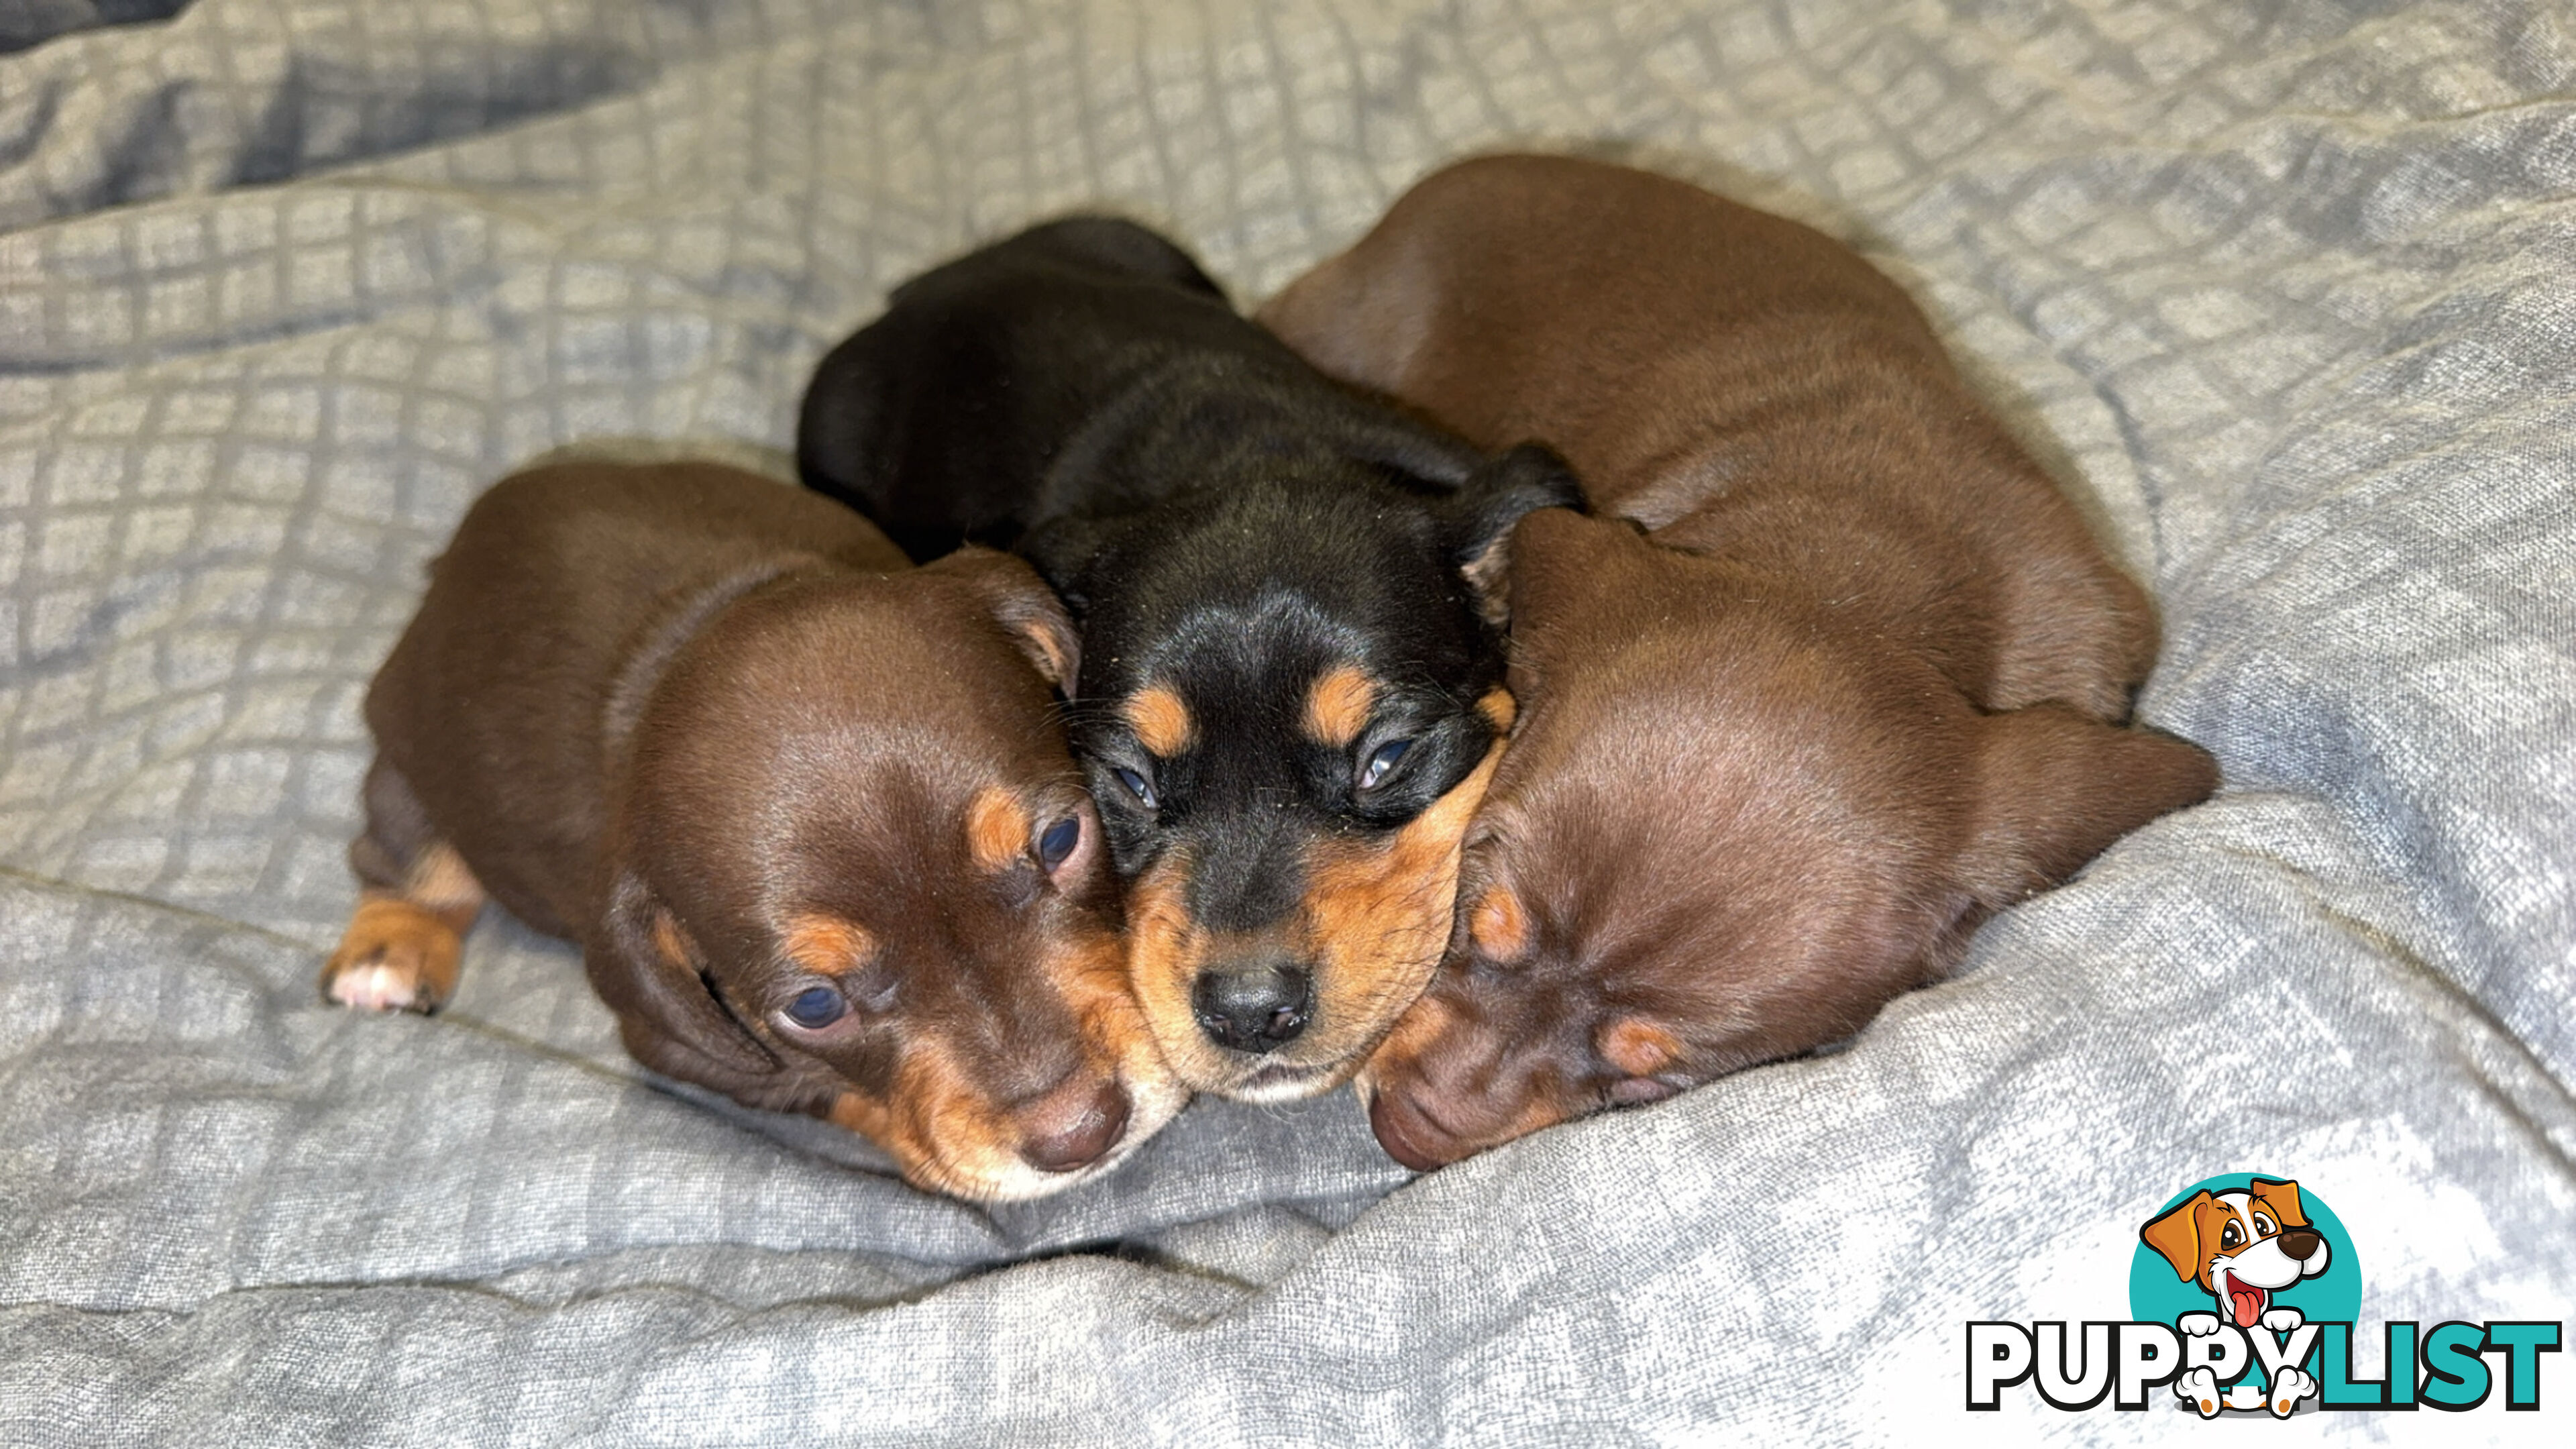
<box><xmin>798</xmin><ymin>217</ymin><xmax>1576</xmax><ymax>1101</ymax></box>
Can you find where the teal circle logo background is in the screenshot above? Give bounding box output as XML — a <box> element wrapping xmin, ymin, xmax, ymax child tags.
<box><xmin>2128</xmin><ymin>1173</ymin><xmax>2362</xmax><ymax>1328</ymax></box>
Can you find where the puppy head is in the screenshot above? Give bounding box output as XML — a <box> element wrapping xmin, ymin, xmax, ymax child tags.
<box><xmin>2140</xmin><ymin>1181</ymin><xmax>2330</xmax><ymax>1326</ymax></box>
<box><xmin>1361</xmin><ymin>511</ymin><xmax>2218</xmax><ymax>1169</ymax></box>
<box><xmin>586</xmin><ymin>549</ymin><xmax>1183</xmax><ymax>1201</ymax></box>
<box><xmin>1035</xmin><ymin>448</ymin><xmax>1574</xmax><ymax>1101</ymax></box>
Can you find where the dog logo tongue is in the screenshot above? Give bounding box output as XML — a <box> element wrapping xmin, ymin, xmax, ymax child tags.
<box><xmin>2225</xmin><ymin>1272</ymin><xmax>2267</xmax><ymax>1328</ymax></box>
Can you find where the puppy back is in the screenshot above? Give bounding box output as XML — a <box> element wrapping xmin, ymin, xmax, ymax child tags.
<box><xmin>367</xmin><ymin>461</ymin><xmax>906</xmax><ymax>931</ymax></box>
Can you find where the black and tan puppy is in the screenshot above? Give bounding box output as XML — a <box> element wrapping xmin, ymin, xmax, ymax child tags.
<box><xmin>1262</xmin><ymin>155</ymin><xmax>2219</xmax><ymax>1167</ymax></box>
<box><xmin>798</xmin><ymin>219</ymin><xmax>1576</xmax><ymax>1102</ymax></box>
<box><xmin>321</xmin><ymin>459</ymin><xmax>1183</xmax><ymax>1201</ymax></box>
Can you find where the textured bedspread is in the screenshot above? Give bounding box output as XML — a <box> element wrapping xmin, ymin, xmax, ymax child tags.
<box><xmin>2</xmin><ymin>1</ymin><xmax>2571</xmax><ymax>1442</ymax></box>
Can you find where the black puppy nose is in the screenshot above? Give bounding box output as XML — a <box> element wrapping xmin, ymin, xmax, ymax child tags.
<box><xmin>2278</xmin><ymin>1228</ymin><xmax>2324</xmax><ymax>1261</ymax></box>
<box><xmin>1191</xmin><ymin>960</ymin><xmax>1313</xmax><ymax>1053</ymax></box>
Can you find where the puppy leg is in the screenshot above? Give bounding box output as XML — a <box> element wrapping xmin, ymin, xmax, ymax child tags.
<box><xmin>322</xmin><ymin>757</ymin><xmax>486</xmax><ymax>1014</ymax></box>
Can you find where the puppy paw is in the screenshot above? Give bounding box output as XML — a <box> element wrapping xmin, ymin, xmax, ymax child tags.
<box><xmin>2176</xmin><ymin>1367</ymin><xmax>2222</xmax><ymax>1418</ymax></box>
<box><xmin>2267</xmin><ymin>1366</ymin><xmax>2316</xmax><ymax>1417</ymax></box>
<box><xmin>2221</xmin><ymin>1383</ymin><xmax>2269</xmax><ymax>1412</ymax></box>
<box><xmin>2177</xmin><ymin>1311</ymin><xmax>2222</xmax><ymax>1338</ymax></box>
<box><xmin>322</xmin><ymin>898</ymin><xmax>462</xmax><ymax>1014</ymax></box>
<box><xmin>2261</xmin><ymin>1306</ymin><xmax>2304</xmax><ymax>1334</ymax></box>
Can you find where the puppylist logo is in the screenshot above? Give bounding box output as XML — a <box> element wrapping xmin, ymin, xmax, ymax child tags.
<box><xmin>1967</xmin><ymin>1173</ymin><xmax>2561</xmax><ymax>1417</ymax></box>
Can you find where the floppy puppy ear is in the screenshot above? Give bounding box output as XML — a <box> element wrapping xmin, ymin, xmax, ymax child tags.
<box><xmin>1491</xmin><ymin>502</ymin><xmax>1643</xmax><ymax>637</ymax></box>
<box><xmin>2141</xmin><ymin>1191</ymin><xmax>2210</xmax><ymax>1283</ymax></box>
<box><xmin>921</xmin><ymin>545</ymin><xmax>1081</xmax><ymax>690</ymax></box>
<box><xmin>1440</xmin><ymin>445</ymin><xmax>1588</xmax><ymax>623</ymax></box>
<box><xmin>1330</xmin><ymin>414</ymin><xmax>1488</xmax><ymax>490</ymax></box>
<box><xmin>1013</xmin><ymin>515</ymin><xmax>1120</xmax><ymax>616</ymax></box>
<box><xmin>1011</xmin><ymin>215</ymin><xmax>1228</xmax><ymax>298</ymax></box>
<box><xmin>2249</xmin><ymin>1177</ymin><xmax>2308</xmax><ymax>1228</ymax></box>
<box><xmin>794</xmin><ymin>325</ymin><xmax>894</xmax><ymax>514</ymax></box>
<box><xmin>586</xmin><ymin>868</ymin><xmax>785</xmax><ymax>1101</ymax></box>
<box><xmin>1955</xmin><ymin>704</ymin><xmax>2219</xmax><ymax>912</ymax></box>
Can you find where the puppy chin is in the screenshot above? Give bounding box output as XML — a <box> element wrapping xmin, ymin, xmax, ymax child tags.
<box><xmin>1216</xmin><ymin>1058</ymin><xmax>1354</xmax><ymax>1104</ymax></box>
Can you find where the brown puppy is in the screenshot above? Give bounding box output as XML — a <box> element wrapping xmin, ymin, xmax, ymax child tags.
<box><xmin>320</xmin><ymin>459</ymin><xmax>1183</xmax><ymax>1201</ymax></box>
<box><xmin>1261</xmin><ymin>155</ymin><xmax>2220</xmax><ymax>1169</ymax></box>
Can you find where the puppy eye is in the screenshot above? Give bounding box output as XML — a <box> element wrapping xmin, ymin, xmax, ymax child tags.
<box><xmin>1038</xmin><ymin>816</ymin><xmax>1079</xmax><ymax>868</ymax></box>
<box><xmin>1358</xmin><ymin>739</ymin><xmax>1411</xmax><ymax>790</ymax></box>
<box><xmin>783</xmin><ymin>985</ymin><xmax>845</xmax><ymax>1029</ymax></box>
<box><xmin>2220</xmin><ymin>1222</ymin><xmax>2242</xmax><ymax>1248</ymax></box>
<box><xmin>1113</xmin><ymin>767</ymin><xmax>1157</xmax><ymax>810</ymax></box>
<box><xmin>2253</xmin><ymin>1214</ymin><xmax>2275</xmax><ymax>1236</ymax></box>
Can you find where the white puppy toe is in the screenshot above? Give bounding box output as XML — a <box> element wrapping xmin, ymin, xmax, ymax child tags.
<box><xmin>326</xmin><ymin>961</ymin><xmax>419</xmax><ymax>1012</ymax></box>
<box><xmin>2178</xmin><ymin>1311</ymin><xmax>2221</xmax><ymax>1338</ymax></box>
<box><xmin>2261</xmin><ymin>1307</ymin><xmax>2304</xmax><ymax>1334</ymax></box>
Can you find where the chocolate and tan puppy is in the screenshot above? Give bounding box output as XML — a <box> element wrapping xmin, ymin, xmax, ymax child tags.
<box><xmin>321</xmin><ymin>459</ymin><xmax>1183</xmax><ymax>1201</ymax></box>
<box><xmin>1261</xmin><ymin>155</ymin><xmax>2220</xmax><ymax>1169</ymax></box>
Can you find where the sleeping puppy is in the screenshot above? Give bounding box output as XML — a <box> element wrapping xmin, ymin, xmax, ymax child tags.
<box><xmin>798</xmin><ymin>218</ymin><xmax>1576</xmax><ymax>1102</ymax></box>
<box><xmin>320</xmin><ymin>459</ymin><xmax>1183</xmax><ymax>1201</ymax></box>
<box><xmin>1260</xmin><ymin>155</ymin><xmax>2220</xmax><ymax>1168</ymax></box>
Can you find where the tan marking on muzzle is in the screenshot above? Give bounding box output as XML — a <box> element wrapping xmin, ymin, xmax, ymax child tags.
<box><xmin>1045</xmin><ymin>915</ymin><xmax>1169</xmax><ymax>1089</ymax></box>
<box><xmin>1124</xmin><ymin>684</ymin><xmax>1194</xmax><ymax>756</ymax></box>
<box><xmin>1120</xmin><ymin>853</ymin><xmax>1236</xmax><ymax>1091</ymax></box>
<box><xmin>1476</xmin><ymin>686</ymin><xmax>1516</xmax><ymax>735</ymax></box>
<box><xmin>965</xmin><ymin>786</ymin><xmax>1032</xmax><ymax>873</ymax></box>
<box><xmin>1355</xmin><ymin>986</ymin><xmax>1457</xmax><ymax>1098</ymax></box>
<box><xmin>829</xmin><ymin>912</ymin><xmax>1184</xmax><ymax>1201</ymax></box>
<box><xmin>1297</xmin><ymin>737</ymin><xmax>1507</xmax><ymax>1072</ymax></box>
<box><xmin>1303</xmin><ymin>663</ymin><xmax>1378</xmax><ymax>747</ymax></box>
<box><xmin>826</xmin><ymin>1034</ymin><xmax>1044</xmax><ymax>1203</ymax></box>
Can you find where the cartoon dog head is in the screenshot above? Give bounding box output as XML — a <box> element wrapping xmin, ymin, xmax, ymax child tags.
<box><xmin>2140</xmin><ymin>1178</ymin><xmax>2331</xmax><ymax>1329</ymax></box>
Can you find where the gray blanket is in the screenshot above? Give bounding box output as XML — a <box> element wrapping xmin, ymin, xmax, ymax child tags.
<box><xmin>2</xmin><ymin>1</ymin><xmax>2570</xmax><ymax>1442</ymax></box>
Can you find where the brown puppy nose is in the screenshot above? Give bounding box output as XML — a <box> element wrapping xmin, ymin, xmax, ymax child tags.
<box><xmin>1191</xmin><ymin>957</ymin><xmax>1313</xmax><ymax>1053</ymax></box>
<box><xmin>1367</xmin><ymin>1085</ymin><xmax>1466</xmax><ymax>1173</ymax></box>
<box><xmin>1016</xmin><ymin>1076</ymin><xmax>1132</xmax><ymax>1173</ymax></box>
<box><xmin>2278</xmin><ymin>1227</ymin><xmax>2324</xmax><ymax>1262</ymax></box>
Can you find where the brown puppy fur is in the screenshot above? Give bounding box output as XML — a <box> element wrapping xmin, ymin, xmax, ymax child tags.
<box><xmin>321</xmin><ymin>460</ymin><xmax>1183</xmax><ymax>1201</ymax></box>
<box><xmin>1261</xmin><ymin>155</ymin><xmax>2219</xmax><ymax>1169</ymax></box>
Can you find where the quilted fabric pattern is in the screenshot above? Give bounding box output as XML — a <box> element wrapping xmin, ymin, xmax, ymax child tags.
<box><xmin>1</xmin><ymin>1</ymin><xmax>2570</xmax><ymax>1442</ymax></box>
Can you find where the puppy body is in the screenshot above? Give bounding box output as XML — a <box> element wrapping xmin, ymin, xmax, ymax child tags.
<box><xmin>1261</xmin><ymin>156</ymin><xmax>2218</xmax><ymax>1167</ymax></box>
<box><xmin>800</xmin><ymin>219</ymin><xmax>1576</xmax><ymax>1101</ymax></box>
<box><xmin>323</xmin><ymin>460</ymin><xmax>1181</xmax><ymax>1201</ymax></box>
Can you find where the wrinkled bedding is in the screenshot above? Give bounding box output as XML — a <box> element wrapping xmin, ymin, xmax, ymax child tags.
<box><xmin>1</xmin><ymin>0</ymin><xmax>2571</xmax><ymax>1442</ymax></box>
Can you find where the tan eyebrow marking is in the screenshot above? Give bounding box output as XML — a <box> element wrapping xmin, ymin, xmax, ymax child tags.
<box><xmin>1467</xmin><ymin>885</ymin><xmax>1530</xmax><ymax>961</ymax></box>
<box><xmin>966</xmin><ymin>786</ymin><xmax>1033</xmax><ymax>873</ymax></box>
<box><xmin>1303</xmin><ymin>663</ymin><xmax>1377</xmax><ymax>747</ymax></box>
<box><xmin>1598</xmin><ymin>1017</ymin><xmax>1682</xmax><ymax>1077</ymax></box>
<box><xmin>784</xmin><ymin>912</ymin><xmax>875</xmax><ymax>975</ymax></box>
<box><xmin>1125</xmin><ymin>684</ymin><xmax>1194</xmax><ymax>757</ymax></box>
<box><xmin>1477</xmin><ymin>687</ymin><xmax>1516</xmax><ymax>734</ymax></box>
